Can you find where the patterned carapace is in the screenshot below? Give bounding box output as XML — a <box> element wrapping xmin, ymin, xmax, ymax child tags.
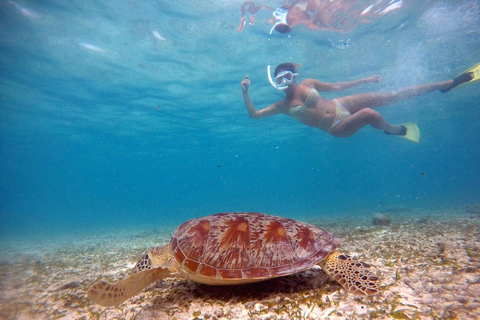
<box><xmin>170</xmin><ymin>212</ymin><xmax>340</xmax><ymax>280</ymax></box>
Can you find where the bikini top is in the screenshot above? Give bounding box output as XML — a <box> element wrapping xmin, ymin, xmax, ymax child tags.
<box><xmin>287</xmin><ymin>86</ymin><xmax>320</xmax><ymax>119</ymax></box>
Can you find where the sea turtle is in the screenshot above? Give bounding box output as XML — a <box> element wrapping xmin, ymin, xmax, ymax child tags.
<box><xmin>87</xmin><ymin>212</ymin><xmax>380</xmax><ymax>307</ymax></box>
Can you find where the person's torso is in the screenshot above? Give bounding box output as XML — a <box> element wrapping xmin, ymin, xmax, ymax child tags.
<box><xmin>282</xmin><ymin>82</ymin><xmax>336</xmax><ymax>130</ymax></box>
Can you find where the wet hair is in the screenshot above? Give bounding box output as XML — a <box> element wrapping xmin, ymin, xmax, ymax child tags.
<box><xmin>274</xmin><ymin>62</ymin><xmax>299</xmax><ymax>77</ymax></box>
<box><xmin>274</xmin><ymin>23</ymin><xmax>292</xmax><ymax>34</ymax></box>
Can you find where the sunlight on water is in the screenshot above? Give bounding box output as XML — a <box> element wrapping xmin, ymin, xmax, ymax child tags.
<box><xmin>0</xmin><ymin>0</ymin><xmax>479</xmax><ymax>237</ymax></box>
<box><xmin>420</xmin><ymin>1</ymin><xmax>480</xmax><ymax>39</ymax></box>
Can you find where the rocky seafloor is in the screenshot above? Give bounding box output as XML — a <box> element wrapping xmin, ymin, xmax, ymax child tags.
<box><xmin>1</xmin><ymin>206</ymin><xmax>479</xmax><ymax>320</ymax></box>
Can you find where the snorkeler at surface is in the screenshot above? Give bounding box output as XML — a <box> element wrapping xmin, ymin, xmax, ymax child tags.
<box><xmin>238</xmin><ymin>0</ymin><xmax>404</xmax><ymax>34</ymax></box>
<box><xmin>240</xmin><ymin>62</ymin><xmax>479</xmax><ymax>142</ymax></box>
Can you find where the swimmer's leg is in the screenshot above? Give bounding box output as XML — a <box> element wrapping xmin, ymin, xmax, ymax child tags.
<box><xmin>440</xmin><ymin>72</ymin><xmax>474</xmax><ymax>92</ymax></box>
<box><xmin>329</xmin><ymin>108</ymin><xmax>402</xmax><ymax>137</ymax></box>
<box><xmin>238</xmin><ymin>17</ymin><xmax>247</xmax><ymax>33</ymax></box>
<box><xmin>337</xmin><ymin>80</ymin><xmax>453</xmax><ymax>114</ymax></box>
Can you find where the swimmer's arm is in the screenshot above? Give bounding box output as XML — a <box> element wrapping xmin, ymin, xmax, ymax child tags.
<box><xmin>243</xmin><ymin>93</ymin><xmax>282</xmax><ymax>119</ymax></box>
<box><xmin>249</xmin><ymin>102</ymin><xmax>282</xmax><ymax>119</ymax></box>
<box><xmin>306</xmin><ymin>76</ymin><xmax>381</xmax><ymax>92</ymax></box>
<box><xmin>241</xmin><ymin>76</ymin><xmax>282</xmax><ymax>119</ymax></box>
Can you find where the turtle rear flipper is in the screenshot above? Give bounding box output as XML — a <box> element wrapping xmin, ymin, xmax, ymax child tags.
<box><xmin>87</xmin><ymin>267</ymin><xmax>172</xmax><ymax>307</ymax></box>
<box><xmin>319</xmin><ymin>251</ymin><xmax>380</xmax><ymax>296</ymax></box>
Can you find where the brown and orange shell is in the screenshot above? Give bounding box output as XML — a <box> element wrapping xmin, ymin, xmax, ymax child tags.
<box><xmin>170</xmin><ymin>212</ymin><xmax>341</xmax><ymax>284</ymax></box>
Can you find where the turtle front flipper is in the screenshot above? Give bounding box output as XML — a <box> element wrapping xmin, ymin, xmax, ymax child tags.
<box><xmin>87</xmin><ymin>267</ymin><xmax>172</xmax><ymax>307</ymax></box>
<box><xmin>134</xmin><ymin>245</ymin><xmax>172</xmax><ymax>273</ymax></box>
<box><xmin>318</xmin><ymin>251</ymin><xmax>380</xmax><ymax>296</ymax></box>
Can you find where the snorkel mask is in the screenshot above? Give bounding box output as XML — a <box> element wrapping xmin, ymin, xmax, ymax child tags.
<box><xmin>267</xmin><ymin>65</ymin><xmax>298</xmax><ymax>91</ymax></box>
<box><xmin>270</xmin><ymin>7</ymin><xmax>290</xmax><ymax>34</ymax></box>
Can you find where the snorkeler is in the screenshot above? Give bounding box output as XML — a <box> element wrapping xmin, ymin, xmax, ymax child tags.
<box><xmin>240</xmin><ymin>0</ymin><xmax>405</xmax><ymax>34</ymax></box>
<box><xmin>240</xmin><ymin>62</ymin><xmax>479</xmax><ymax>142</ymax></box>
<box><xmin>238</xmin><ymin>0</ymin><xmax>333</xmax><ymax>34</ymax></box>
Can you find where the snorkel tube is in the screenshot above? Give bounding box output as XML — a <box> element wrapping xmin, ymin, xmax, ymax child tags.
<box><xmin>269</xmin><ymin>7</ymin><xmax>290</xmax><ymax>34</ymax></box>
<box><xmin>267</xmin><ymin>65</ymin><xmax>288</xmax><ymax>91</ymax></box>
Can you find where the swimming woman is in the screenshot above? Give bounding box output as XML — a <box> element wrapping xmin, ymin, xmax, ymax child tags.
<box><xmin>240</xmin><ymin>0</ymin><xmax>404</xmax><ymax>35</ymax></box>
<box><xmin>241</xmin><ymin>62</ymin><xmax>476</xmax><ymax>142</ymax></box>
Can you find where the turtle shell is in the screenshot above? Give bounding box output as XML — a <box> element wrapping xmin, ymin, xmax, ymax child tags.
<box><xmin>170</xmin><ymin>212</ymin><xmax>341</xmax><ymax>284</ymax></box>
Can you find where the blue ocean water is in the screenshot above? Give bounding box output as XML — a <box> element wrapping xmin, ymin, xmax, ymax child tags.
<box><xmin>1</xmin><ymin>0</ymin><xmax>479</xmax><ymax>240</ymax></box>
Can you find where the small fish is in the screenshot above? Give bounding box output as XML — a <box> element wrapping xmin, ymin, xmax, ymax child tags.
<box><xmin>152</xmin><ymin>30</ymin><xmax>166</xmax><ymax>41</ymax></box>
<box><xmin>79</xmin><ymin>42</ymin><xmax>107</xmax><ymax>53</ymax></box>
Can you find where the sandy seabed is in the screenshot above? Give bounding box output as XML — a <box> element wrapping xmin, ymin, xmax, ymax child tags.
<box><xmin>1</xmin><ymin>207</ymin><xmax>479</xmax><ymax>320</ymax></box>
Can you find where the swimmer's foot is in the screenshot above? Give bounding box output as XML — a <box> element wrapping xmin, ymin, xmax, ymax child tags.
<box><xmin>440</xmin><ymin>72</ymin><xmax>474</xmax><ymax>93</ymax></box>
<box><xmin>384</xmin><ymin>125</ymin><xmax>407</xmax><ymax>136</ymax></box>
<box><xmin>384</xmin><ymin>123</ymin><xmax>420</xmax><ymax>143</ymax></box>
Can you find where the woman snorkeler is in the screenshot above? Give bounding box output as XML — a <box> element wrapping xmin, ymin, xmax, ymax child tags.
<box><xmin>238</xmin><ymin>0</ymin><xmax>404</xmax><ymax>35</ymax></box>
<box><xmin>240</xmin><ymin>62</ymin><xmax>477</xmax><ymax>142</ymax></box>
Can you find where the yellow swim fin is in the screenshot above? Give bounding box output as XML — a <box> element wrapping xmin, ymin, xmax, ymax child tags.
<box><xmin>442</xmin><ymin>62</ymin><xmax>480</xmax><ymax>92</ymax></box>
<box><xmin>399</xmin><ymin>122</ymin><xmax>420</xmax><ymax>143</ymax></box>
<box><xmin>385</xmin><ymin>122</ymin><xmax>420</xmax><ymax>143</ymax></box>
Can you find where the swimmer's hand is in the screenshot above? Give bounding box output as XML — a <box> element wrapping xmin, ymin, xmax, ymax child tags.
<box><xmin>241</xmin><ymin>76</ymin><xmax>250</xmax><ymax>92</ymax></box>
<box><xmin>365</xmin><ymin>75</ymin><xmax>382</xmax><ymax>83</ymax></box>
